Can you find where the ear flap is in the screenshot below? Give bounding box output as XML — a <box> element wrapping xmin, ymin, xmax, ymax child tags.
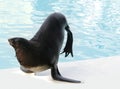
<box><xmin>61</xmin><ymin>25</ymin><xmax>73</xmax><ymax>57</ymax></box>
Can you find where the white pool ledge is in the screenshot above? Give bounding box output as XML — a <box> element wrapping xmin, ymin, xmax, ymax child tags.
<box><xmin>0</xmin><ymin>56</ymin><xmax>120</xmax><ymax>89</ymax></box>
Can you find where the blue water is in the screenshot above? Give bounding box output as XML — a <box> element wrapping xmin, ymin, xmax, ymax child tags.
<box><xmin>0</xmin><ymin>0</ymin><xmax>120</xmax><ymax>69</ymax></box>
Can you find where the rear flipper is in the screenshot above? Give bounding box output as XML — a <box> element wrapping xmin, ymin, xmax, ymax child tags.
<box><xmin>51</xmin><ymin>65</ymin><xmax>81</xmax><ymax>83</ymax></box>
<box><xmin>61</xmin><ymin>25</ymin><xmax>73</xmax><ymax>57</ymax></box>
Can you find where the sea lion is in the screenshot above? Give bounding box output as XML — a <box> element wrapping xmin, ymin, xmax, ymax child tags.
<box><xmin>8</xmin><ymin>12</ymin><xmax>80</xmax><ymax>83</ymax></box>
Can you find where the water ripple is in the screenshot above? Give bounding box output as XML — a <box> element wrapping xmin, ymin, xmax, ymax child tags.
<box><xmin>0</xmin><ymin>0</ymin><xmax>120</xmax><ymax>68</ymax></box>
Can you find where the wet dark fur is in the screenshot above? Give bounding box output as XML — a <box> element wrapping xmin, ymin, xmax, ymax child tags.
<box><xmin>8</xmin><ymin>12</ymin><xmax>80</xmax><ymax>83</ymax></box>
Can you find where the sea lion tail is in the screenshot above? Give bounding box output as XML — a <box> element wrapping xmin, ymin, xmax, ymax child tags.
<box><xmin>61</xmin><ymin>25</ymin><xmax>73</xmax><ymax>57</ymax></box>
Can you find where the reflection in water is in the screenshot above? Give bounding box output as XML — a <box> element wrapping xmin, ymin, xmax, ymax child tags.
<box><xmin>0</xmin><ymin>0</ymin><xmax>120</xmax><ymax>68</ymax></box>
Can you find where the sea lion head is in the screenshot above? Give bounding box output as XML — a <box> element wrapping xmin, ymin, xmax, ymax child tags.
<box><xmin>8</xmin><ymin>37</ymin><xmax>29</xmax><ymax>50</ymax></box>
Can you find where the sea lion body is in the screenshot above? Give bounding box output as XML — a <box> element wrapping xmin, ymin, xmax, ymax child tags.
<box><xmin>8</xmin><ymin>12</ymin><xmax>80</xmax><ymax>83</ymax></box>
<box><xmin>30</xmin><ymin>13</ymin><xmax>66</xmax><ymax>67</ymax></box>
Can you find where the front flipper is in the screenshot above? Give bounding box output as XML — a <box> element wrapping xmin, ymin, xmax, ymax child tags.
<box><xmin>51</xmin><ymin>65</ymin><xmax>81</xmax><ymax>83</ymax></box>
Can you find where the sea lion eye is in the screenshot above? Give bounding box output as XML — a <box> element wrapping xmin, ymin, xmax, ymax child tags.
<box><xmin>12</xmin><ymin>40</ymin><xmax>15</xmax><ymax>44</ymax></box>
<box><xmin>12</xmin><ymin>39</ymin><xmax>20</xmax><ymax>45</ymax></box>
<box><xmin>15</xmin><ymin>38</ymin><xmax>20</xmax><ymax>43</ymax></box>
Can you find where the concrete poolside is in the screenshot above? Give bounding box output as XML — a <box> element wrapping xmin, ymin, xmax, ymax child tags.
<box><xmin>0</xmin><ymin>56</ymin><xmax>120</xmax><ymax>89</ymax></box>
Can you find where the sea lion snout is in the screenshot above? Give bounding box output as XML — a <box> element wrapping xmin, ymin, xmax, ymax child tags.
<box><xmin>8</xmin><ymin>38</ymin><xmax>20</xmax><ymax>47</ymax></box>
<box><xmin>8</xmin><ymin>38</ymin><xmax>15</xmax><ymax>46</ymax></box>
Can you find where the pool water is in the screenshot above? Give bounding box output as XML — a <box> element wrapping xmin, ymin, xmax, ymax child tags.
<box><xmin>0</xmin><ymin>0</ymin><xmax>120</xmax><ymax>69</ymax></box>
